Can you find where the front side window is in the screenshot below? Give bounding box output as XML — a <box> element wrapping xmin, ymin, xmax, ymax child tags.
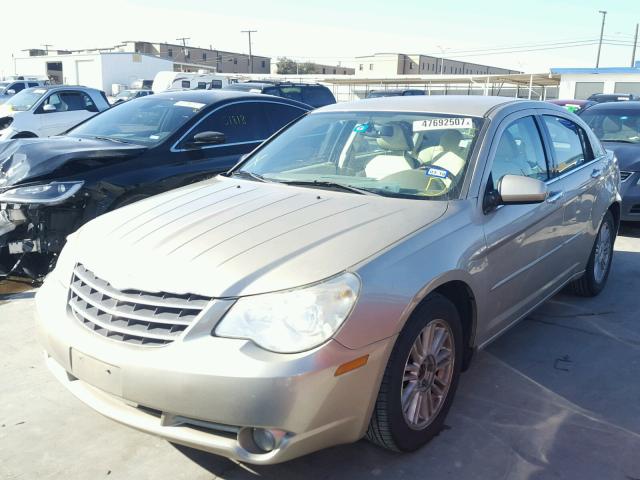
<box><xmin>9</xmin><ymin>82</ymin><xmax>25</xmax><ymax>93</ymax></box>
<box><xmin>238</xmin><ymin>111</ymin><xmax>483</xmax><ymax>200</ymax></box>
<box><xmin>188</xmin><ymin>102</ymin><xmax>270</xmax><ymax>144</ymax></box>
<box><xmin>490</xmin><ymin>116</ymin><xmax>548</xmax><ymax>187</ymax></box>
<box><xmin>542</xmin><ymin>115</ymin><xmax>592</xmax><ymax>175</ymax></box>
<box><xmin>580</xmin><ymin>108</ymin><xmax>640</xmax><ymax>144</ymax></box>
<box><xmin>69</xmin><ymin>96</ymin><xmax>205</xmax><ymax>146</ymax></box>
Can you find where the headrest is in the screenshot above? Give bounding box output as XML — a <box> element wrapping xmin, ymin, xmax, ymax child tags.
<box><xmin>376</xmin><ymin>125</ymin><xmax>412</xmax><ymax>151</ymax></box>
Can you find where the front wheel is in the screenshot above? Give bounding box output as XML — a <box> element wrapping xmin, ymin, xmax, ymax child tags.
<box><xmin>571</xmin><ymin>210</ymin><xmax>615</xmax><ymax>297</ymax></box>
<box><xmin>366</xmin><ymin>293</ymin><xmax>462</xmax><ymax>452</ymax></box>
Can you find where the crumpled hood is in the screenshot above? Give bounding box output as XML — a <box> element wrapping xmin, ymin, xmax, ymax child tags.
<box><xmin>0</xmin><ymin>136</ymin><xmax>147</xmax><ymax>188</ymax></box>
<box><xmin>603</xmin><ymin>141</ymin><xmax>640</xmax><ymax>172</ymax></box>
<box><xmin>73</xmin><ymin>176</ymin><xmax>447</xmax><ymax>297</ymax></box>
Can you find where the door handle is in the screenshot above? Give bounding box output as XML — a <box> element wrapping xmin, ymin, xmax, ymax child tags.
<box><xmin>547</xmin><ymin>191</ymin><xmax>564</xmax><ymax>203</ymax></box>
<box><xmin>591</xmin><ymin>168</ymin><xmax>602</xmax><ymax>178</ymax></box>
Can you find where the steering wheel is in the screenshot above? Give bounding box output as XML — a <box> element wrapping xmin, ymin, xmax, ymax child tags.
<box><xmin>418</xmin><ymin>164</ymin><xmax>457</xmax><ymax>196</ymax></box>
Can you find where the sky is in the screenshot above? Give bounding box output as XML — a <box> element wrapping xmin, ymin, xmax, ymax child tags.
<box><xmin>2</xmin><ymin>0</ymin><xmax>640</xmax><ymax>77</ymax></box>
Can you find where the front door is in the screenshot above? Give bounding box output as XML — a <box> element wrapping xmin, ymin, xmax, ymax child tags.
<box><xmin>479</xmin><ymin>113</ymin><xmax>568</xmax><ymax>344</ymax></box>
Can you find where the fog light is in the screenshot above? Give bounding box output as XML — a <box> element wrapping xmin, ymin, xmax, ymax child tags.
<box><xmin>252</xmin><ymin>428</ymin><xmax>276</xmax><ymax>452</ymax></box>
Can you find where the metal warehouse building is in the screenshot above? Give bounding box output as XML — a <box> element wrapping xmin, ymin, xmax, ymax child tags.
<box><xmin>552</xmin><ymin>63</ymin><xmax>640</xmax><ymax>99</ymax></box>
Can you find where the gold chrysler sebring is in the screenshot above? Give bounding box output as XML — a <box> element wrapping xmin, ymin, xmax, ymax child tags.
<box><xmin>36</xmin><ymin>95</ymin><xmax>620</xmax><ymax>464</ymax></box>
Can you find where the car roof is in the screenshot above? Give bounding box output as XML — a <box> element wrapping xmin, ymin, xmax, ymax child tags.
<box><xmin>150</xmin><ymin>89</ymin><xmax>312</xmax><ymax>109</ymax></box>
<box><xmin>581</xmin><ymin>100</ymin><xmax>640</xmax><ymax>111</ymax></box>
<box><xmin>315</xmin><ymin>95</ymin><xmax>520</xmax><ymax>117</ymax></box>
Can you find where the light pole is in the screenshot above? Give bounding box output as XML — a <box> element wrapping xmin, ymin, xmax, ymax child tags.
<box><xmin>596</xmin><ymin>10</ymin><xmax>607</xmax><ymax>68</ymax></box>
<box><xmin>241</xmin><ymin>30</ymin><xmax>257</xmax><ymax>73</ymax></box>
<box><xmin>632</xmin><ymin>23</ymin><xmax>639</xmax><ymax>67</ymax></box>
<box><xmin>437</xmin><ymin>45</ymin><xmax>448</xmax><ymax>74</ymax></box>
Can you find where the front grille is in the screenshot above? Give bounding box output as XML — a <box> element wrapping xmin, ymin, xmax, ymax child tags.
<box><xmin>69</xmin><ymin>264</ymin><xmax>211</xmax><ymax>346</ymax></box>
<box><xmin>620</xmin><ymin>171</ymin><xmax>633</xmax><ymax>182</ymax></box>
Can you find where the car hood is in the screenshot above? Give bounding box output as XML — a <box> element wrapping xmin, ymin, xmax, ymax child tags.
<box><xmin>72</xmin><ymin>176</ymin><xmax>448</xmax><ymax>297</ymax></box>
<box><xmin>603</xmin><ymin>141</ymin><xmax>640</xmax><ymax>171</ymax></box>
<box><xmin>0</xmin><ymin>136</ymin><xmax>147</xmax><ymax>188</ymax></box>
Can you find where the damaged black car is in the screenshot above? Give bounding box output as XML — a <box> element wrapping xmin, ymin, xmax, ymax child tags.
<box><xmin>0</xmin><ymin>90</ymin><xmax>310</xmax><ymax>278</ymax></box>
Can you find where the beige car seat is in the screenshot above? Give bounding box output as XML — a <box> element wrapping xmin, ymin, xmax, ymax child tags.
<box><xmin>364</xmin><ymin>125</ymin><xmax>414</xmax><ymax>179</ymax></box>
<box><xmin>419</xmin><ymin>130</ymin><xmax>466</xmax><ymax>176</ymax></box>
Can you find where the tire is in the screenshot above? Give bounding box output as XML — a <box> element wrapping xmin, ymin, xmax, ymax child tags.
<box><xmin>366</xmin><ymin>293</ymin><xmax>463</xmax><ymax>452</ymax></box>
<box><xmin>570</xmin><ymin>210</ymin><xmax>615</xmax><ymax>297</ymax></box>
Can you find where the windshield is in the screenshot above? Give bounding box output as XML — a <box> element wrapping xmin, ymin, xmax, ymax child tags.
<box><xmin>238</xmin><ymin>111</ymin><xmax>483</xmax><ymax>200</ymax></box>
<box><xmin>580</xmin><ymin>109</ymin><xmax>640</xmax><ymax>143</ymax></box>
<box><xmin>69</xmin><ymin>96</ymin><xmax>206</xmax><ymax>146</ymax></box>
<box><xmin>4</xmin><ymin>88</ymin><xmax>47</xmax><ymax>111</ymax></box>
<box><xmin>115</xmin><ymin>90</ymin><xmax>134</xmax><ymax>99</ymax></box>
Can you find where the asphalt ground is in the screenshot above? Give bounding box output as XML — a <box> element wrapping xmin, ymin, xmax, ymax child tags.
<box><xmin>1</xmin><ymin>223</ymin><xmax>640</xmax><ymax>480</ymax></box>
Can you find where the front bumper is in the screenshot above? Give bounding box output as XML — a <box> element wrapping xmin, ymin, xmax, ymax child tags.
<box><xmin>36</xmin><ymin>277</ymin><xmax>395</xmax><ymax>464</ymax></box>
<box><xmin>620</xmin><ymin>172</ymin><xmax>640</xmax><ymax>222</ymax></box>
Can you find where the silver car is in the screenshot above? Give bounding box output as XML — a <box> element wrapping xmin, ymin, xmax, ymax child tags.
<box><xmin>36</xmin><ymin>96</ymin><xmax>620</xmax><ymax>464</ymax></box>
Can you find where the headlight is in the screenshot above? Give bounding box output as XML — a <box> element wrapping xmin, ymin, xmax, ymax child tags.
<box><xmin>0</xmin><ymin>116</ymin><xmax>12</xmax><ymax>130</ymax></box>
<box><xmin>215</xmin><ymin>272</ymin><xmax>361</xmax><ymax>353</ymax></box>
<box><xmin>0</xmin><ymin>181</ymin><xmax>84</xmax><ymax>205</ymax></box>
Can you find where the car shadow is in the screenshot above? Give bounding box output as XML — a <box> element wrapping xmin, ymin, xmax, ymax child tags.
<box><xmin>171</xmin><ymin>248</ymin><xmax>640</xmax><ymax>479</ymax></box>
<box><xmin>619</xmin><ymin>221</ymin><xmax>640</xmax><ymax>238</ymax></box>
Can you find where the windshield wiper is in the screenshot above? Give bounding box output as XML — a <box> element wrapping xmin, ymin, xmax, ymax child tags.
<box><xmin>276</xmin><ymin>180</ymin><xmax>376</xmax><ymax>195</ymax></box>
<box><xmin>92</xmin><ymin>135</ymin><xmax>133</xmax><ymax>144</ymax></box>
<box><xmin>230</xmin><ymin>170</ymin><xmax>270</xmax><ymax>182</ymax></box>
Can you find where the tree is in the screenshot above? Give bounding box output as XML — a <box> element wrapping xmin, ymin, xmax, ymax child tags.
<box><xmin>276</xmin><ymin>57</ymin><xmax>317</xmax><ymax>74</ymax></box>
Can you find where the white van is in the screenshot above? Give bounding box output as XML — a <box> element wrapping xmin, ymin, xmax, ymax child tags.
<box><xmin>151</xmin><ymin>72</ymin><xmax>230</xmax><ymax>93</ymax></box>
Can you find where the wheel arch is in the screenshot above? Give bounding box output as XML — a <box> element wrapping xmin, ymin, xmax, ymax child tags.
<box><xmin>11</xmin><ymin>131</ymin><xmax>38</xmax><ymax>139</ymax></box>
<box><xmin>408</xmin><ymin>278</ymin><xmax>478</xmax><ymax>371</ymax></box>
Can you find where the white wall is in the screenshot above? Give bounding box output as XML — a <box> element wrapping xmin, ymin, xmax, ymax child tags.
<box><xmin>15</xmin><ymin>53</ymin><xmax>173</xmax><ymax>92</ymax></box>
<box><xmin>558</xmin><ymin>73</ymin><xmax>640</xmax><ymax>99</ymax></box>
<box><xmin>99</xmin><ymin>53</ymin><xmax>173</xmax><ymax>92</ymax></box>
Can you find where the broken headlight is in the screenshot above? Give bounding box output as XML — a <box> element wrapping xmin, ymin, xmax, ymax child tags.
<box><xmin>0</xmin><ymin>181</ymin><xmax>84</xmax><ymax>205</ymax></box>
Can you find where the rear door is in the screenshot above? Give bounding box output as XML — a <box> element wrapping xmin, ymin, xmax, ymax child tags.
<box><xmin>480</xmin><ymin>112</ymin><xmax>568</xmax><ymax>342</ymax></box>
<box><xmin>538</xmin><ymin>112</ymin><xmax>605</xmax><ymax>273</ymax></box>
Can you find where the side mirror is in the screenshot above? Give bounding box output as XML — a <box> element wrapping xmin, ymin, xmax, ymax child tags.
<box><xmin>185</xmin><ymin>131</ymin><xmax>226</xmax><ymax>148</ymax></box>
<box><xmin>42</xmin><ymin>104</ymin><xmax>57</xmax><ymax>112</ymax></box>
<box><xmin>6</xmin><ymin>89</ymin><xmax>16</xmax><ymax>95</ymax></box>
<box><xmin>498</xmin><ymin>175</ymin><xmax>548</xmax><ymax>204</ymax></box>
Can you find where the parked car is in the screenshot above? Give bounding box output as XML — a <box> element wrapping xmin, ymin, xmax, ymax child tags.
<box><xmin>109</xmin><ymin>89</ymin><xmax>154</xmax><ymax>105</ymax></box>
<box><xmin>0</xmin><ymin>86</ymin><xmax>110</xmax><ymax>140</ymax></box>
<box><xmin>225</xmin><ymin>81</ymin><xmax>336</xmax><ymax>108</ymax></box>
<box><xmin>0</xmin><ymin>78</ymin><xmax>49</xmax><ymax>104</ymax></box>
<box><xmin>0</xmin><ymin>90</ymin><xmax>310</xmax><ymax>277</ymax></box>
<box><xmin>36</xmin><ymin>96</ymin><xmax>620</xmax><ymax>464</ymax></box>
<box><xmin>588</xmin><ymin>93</ymin><xmax>639</xmax><ymax>103</ymax></box>
<box><xmin>367</xmin><ymin>89</ymin><xmax>426</xmax><ymax>98</ymax></box>
<box><xmin>547</xmin><ymin>99</ymin><xmax>595</xmax><ymax>113</ymax></box>
<box><xmin>579</xmin><ymin>101</ymin><xmax>640</xmax><ymax>221</ymax></box>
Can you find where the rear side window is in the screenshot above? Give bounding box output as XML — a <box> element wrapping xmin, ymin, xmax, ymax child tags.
<box><xmin>190</xmin><ymin>102</ymin><xmax>270</xmax><ymax>144</ymax></box>
<box><xmin>542</xmin><ymin>115</ymin><xmax>593</xmax><ymax>176</ymax></box>
<box><xmin>301</xmin><ymin>86</ymin><xmax>335</xmax><ymax>107</ymax></box>
<box><xmin>263</xmin><ymin>103</ymin><xmax>307</xmax><ymax>135</ymax></box>
<box><xmin>28</xmin><ymin>82</ymin><xmax>39</xmax><ymax>88</ymax></box>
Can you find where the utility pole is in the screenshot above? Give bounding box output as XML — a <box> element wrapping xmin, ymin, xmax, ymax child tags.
<box><xmin>632</xmin><ymin>23</ymin><xmax>639</xmax><ymax>67</ymax></box>
<box><xmin>241</xmin><ymin>30</ymin><xmax>257</xmax><ymax>73</ymax></box>
<box><xmin>176</xmin><ymin>37</ymin><xmax>190</xmax><ymax>63</ymax></box>
<box><xmin>41</xmin><ymin>44</ymin><xmax>53</xmax><ymax>54</ymax></box>
<box><xmin>596</xmin><ymin>10</ymin><xmax>607</xmax><ymax>68</ymax></box>
<box><xmin>437</xmin><ymin>45</ymin><xmax>448</xmax><ymax>74</ymax></box>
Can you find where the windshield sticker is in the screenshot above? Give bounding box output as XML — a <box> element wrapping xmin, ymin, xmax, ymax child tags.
<box><xmin>353</xmin><ymin>122</ymin><xmax>370</xmax><ymax>133</ymax></box>
<box><xmin>425</xmin><ymin>167</ymin><xmax>448</xmax><ymax>179</ymax></box>
<box><xmin>33</xmin><ymin>89</ymin><xmax>46</xmax><ymax>94</ymax></box>
<box><xmin>413</xmin><ymin>117</ymin><xmax>472</xmax><ymax>132</ymax></box>
<box><xmin>174</xmin><ymin>101</ymin><xmax>205</xmax><ymax>110</ymax></box>
<box><xmin>149</xmin><ymin>134</ymin><xmax>160</xmax><ymax>140</ymax></box>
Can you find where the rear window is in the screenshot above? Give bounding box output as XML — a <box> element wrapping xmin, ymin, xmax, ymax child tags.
<box><xmin>302</xmin><ymin>86</ymin><xmax>335</xmax><ymax>107</ymax></box>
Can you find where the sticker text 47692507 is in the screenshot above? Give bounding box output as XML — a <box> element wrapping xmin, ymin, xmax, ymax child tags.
<box><xmin>413</xmin><ymin>117</ymin><xmax>473</xmax><ymax>132</ymax></box>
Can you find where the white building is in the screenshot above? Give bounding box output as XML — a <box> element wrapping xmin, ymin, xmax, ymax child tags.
<box><xmin>552</xmin><ymin>65</ymin><xmax>640</xmax><ymax>99</ymax></box>
<box><xmin>14</xmin><ymin>52</ymin><xmax>173</xmax><ymax>93</ymax></box>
